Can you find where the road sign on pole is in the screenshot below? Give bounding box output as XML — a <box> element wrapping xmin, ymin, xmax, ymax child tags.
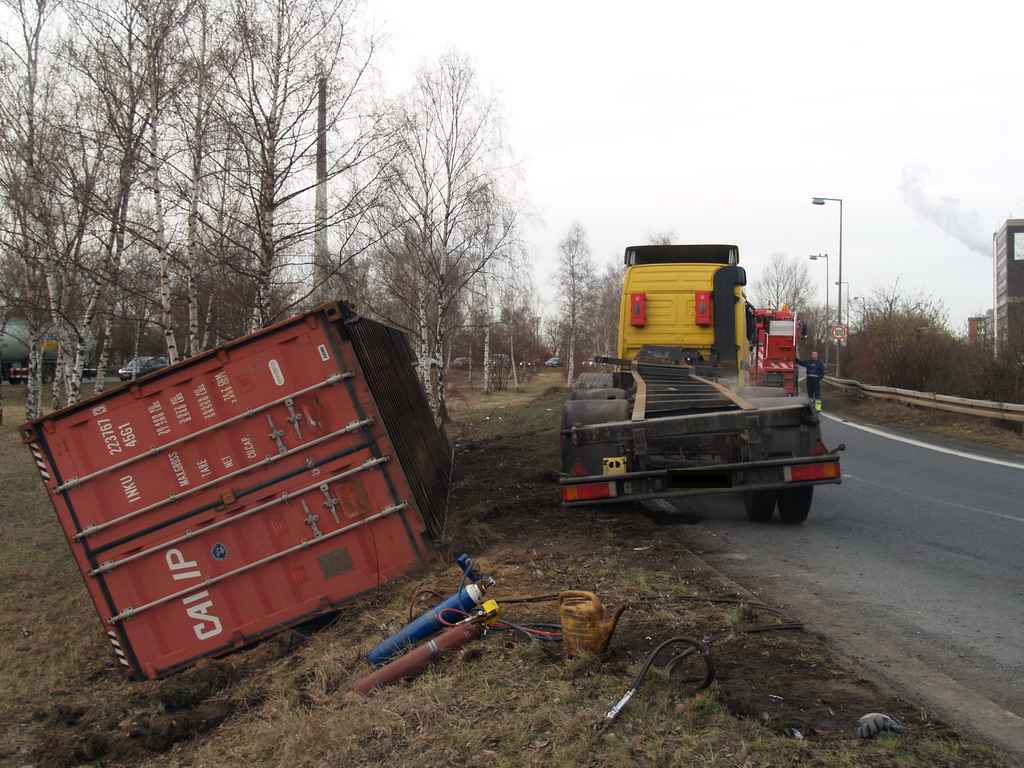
<box><xmin>831</xmin><ymin>324</ymin><xmax>848</xmax><ymax>342</ymax></box>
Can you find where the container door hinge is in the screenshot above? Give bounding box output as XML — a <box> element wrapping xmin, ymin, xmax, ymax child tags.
<box><xmin>284</xmin><ymin>398</ymin><xmax>304</xmax><ymax>439</ymax></box>
<box><xmin>266</xmin><ymin>414</ymin><xmax>287</xmax><ymax>454</ymax></box>
<box><xmin>301</xmin><ymin>500</ymin><xmax>323</xmax><ymax>538</ymax></box>
<box><xmin>321</xmin><ymin>483</ymin><xmax>341</xmax><ymax>523</ymax></box>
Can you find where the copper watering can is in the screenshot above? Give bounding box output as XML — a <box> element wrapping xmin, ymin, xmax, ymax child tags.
<box><xmin>557</xmin><ymin>591</ymin><xmax>626</xmax><ymax>657</ymax></box>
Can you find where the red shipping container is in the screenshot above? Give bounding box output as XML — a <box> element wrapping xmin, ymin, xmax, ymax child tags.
<box><xmin>21</xmin><ymin>303</ymin><xmax>452</xmax><ymax>679</ymax></box>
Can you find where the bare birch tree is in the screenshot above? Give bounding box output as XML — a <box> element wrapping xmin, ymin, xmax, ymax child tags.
<box><xmin>62</xmin><ymin>0</ymin><xmax>155</xmax><ymax>391</ymax></box>
<box><xmin>386</xmin><ymin>51</ymin><xmax>523</xmax><ymax>420</ymax></box>
<box><xmin>0</xmin><ymin>0</ymin><xmax>68</xmax><ymax>417</ymax></box>
<box><xmin>555</xmin><ymin>222</ymin><xmax>594</xmax><ymax>387</ymax></box>
<box><xmin>751</xmin><ymin>252</ymin><xmax>813</xmax><ymax>311</ymax></box>
<box><xmin>137</xmin><ymin>0</ymin><xmax>199</xmax><ymax>365</ymax></box>
<box><xmin>216</xmin><ymin>0</ymin><xmax>384</xmax><ymax>331</ymax></box>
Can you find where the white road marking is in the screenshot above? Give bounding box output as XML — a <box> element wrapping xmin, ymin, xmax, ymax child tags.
<box><xmin>822</xmin><ymin>413</ymin><xmax>1024</xmax><ymax>470</ymax></box>
<box><xmin>846</xmin><ymin>473</ymin><xmax>1024</xmax><ymax>524</ymax></box>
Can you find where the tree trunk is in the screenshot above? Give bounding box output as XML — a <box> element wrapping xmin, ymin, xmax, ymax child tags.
<box><xmin>483</xmin><ymin>325</ymin><xmax>492</xmax><ymax>395</ymax></box>
<box><xmin>51</xmin><ymin>345</ymin><xmax>65</xmax><ymax>412</ymax></box>
<box><xmin>434</xmin><ymin>263</ymin><xmax>449</xmax><ymax>422</ymax></box>
<box><xmin>510</xmin><ymin>324</ymin><xmax>520</xmax><ymax>392</ymax></box>
<box><xmin>567</xmin><ymin>334</ymin><xmax>575</xmax><ymax>388</ymax></box>
<box><xmin>92</xmin><ymin>311</ymin><xmax>113</xmax><ymax>396</ymax></box>
<box><xmin>44</xmin><ymin>267</ymin><xmax>67</xmax><ymax>410</ymax></box>
<box><xmin>434</xmin><ymin>326</ymin><xmax>449</xmax><ymax>423</ymax></box>
<box><xmin>252</xmin><ymin>160</ymin><xmax>277</xmax><ymax>333</ymax></box>
<box><xmin>152</xmin><ymin>101</ymin><xmax>179</xmax><ymax>363</ymax></box>
<box><xmin>436</xmin><ymin>352</ymin><xmax>449</xmax><ymax>423</ymax></box>
<box><xmin>186</xmin><ymin>0</ymin><xmax>208</xmax><ymax>356</ymax></box>
<box><xmin>482</xmin><ymin>270</ymin><xmax>492</xmax><ymax>394</ymax></box>
<box><xmin>0</xmin><ymin>311</ymin><xmax>6</xmax><ymax>426</ymax></box>
<box><xmin>25</xmin><ymin>328</ymin><xmax>41</xmax><ymax>422</ymax></box>
<box><xmin>416</xmin><ymin>273</ymin><xmax>436</xmax><ymax>411</ymax></box>
<box><xmin>313</xmin><ymin>75</ymin><xmax>329</xmax><ymax>301</ymax></box>
<box><xmin>200</xmin><ymin>297</ymin><xmax>214</xmax><ymax>352</ymax></box>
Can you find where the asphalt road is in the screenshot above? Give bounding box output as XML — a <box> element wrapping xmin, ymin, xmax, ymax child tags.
<box><xmin>667</xmin><ymin>414</ymin><xmax>1024</xmax><ymax>762</ymax></box>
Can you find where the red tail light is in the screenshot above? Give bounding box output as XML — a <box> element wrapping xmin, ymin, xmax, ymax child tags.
<box><xmin>561</xmin><ymin>482</ymin><xmax>616</xmax><ymax>502</ymax></box>
<box><xmin>695</xmin><ymin>290</ymin><xmax>712</xmax><ymax>326</ymax></box>
<box><xmin>785</xmin><ymin>460</ymin><xmax>841</xmax><ymax>482</ymax></box>
<box><xmin>630</xmin><ymin>292</ymin><xmax>646</xmax><ymax>327</ymax></box>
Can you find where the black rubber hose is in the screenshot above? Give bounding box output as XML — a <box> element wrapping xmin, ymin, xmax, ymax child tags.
<box><xmin>599</xmin><ymin>618</ymin><xmax>805</xmax><ymax>732</ymax></box>
<box><xmin>634</xmin><ymin>635</ymin><xmax>715</xmax><ymax>693</ymax></box>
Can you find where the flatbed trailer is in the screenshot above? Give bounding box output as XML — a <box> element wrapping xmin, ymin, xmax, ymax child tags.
<box><xmin>560</xmin><ymin>357</ymin><xmax>841</xmax><ymax>520</ymax></box>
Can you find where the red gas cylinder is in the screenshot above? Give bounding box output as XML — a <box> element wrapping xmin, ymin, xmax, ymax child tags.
<box><xmin>353</xmin><ymin>622</ymin><xmax>482</xmax><ymax>694</ymax></box>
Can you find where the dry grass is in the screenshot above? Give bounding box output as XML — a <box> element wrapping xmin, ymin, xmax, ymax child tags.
<box><xmin>823</xmin><ymin>382</ymin><xmax>1024</xmax><ymax>455</ymax></box>
<box><xmin>0</xmin><ymin>377</ymin><xmax>1013</xmax><ymax>768</ymax></box>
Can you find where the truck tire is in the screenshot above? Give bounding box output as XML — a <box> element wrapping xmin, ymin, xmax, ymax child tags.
<box><xmin>575</xmin><ymin>372</ymin><xmax>614</xmax><ymax>391</ymax></box>
<box><xmin>42</xmin><ymin>364</ymin><xmax>55</xmax><ymax>384</ymax></box>
<box><xmin>777</xmin><ymin>486</ymin><xmax>813</xmax><ymax>523</ymax></box>
<box><xmin>571</xmin><ymin>387</ymin><xmax>627</xmax><ymax>402</ymax></box>
<box><xmin>744</xmin><ymin>490</ymin><xmax>777</xmax><ymax>522</ymax></box>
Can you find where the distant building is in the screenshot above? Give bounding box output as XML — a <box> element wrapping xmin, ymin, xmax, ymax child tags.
<box><xmin>967</xmin><ymin>310</ymin><xmax>993</xmax><ymax>345</ymax></box>
<box><xmin>993</xmin><ymin>219</ymin><xmax>1024</xmax><ymax>348</ymax></box>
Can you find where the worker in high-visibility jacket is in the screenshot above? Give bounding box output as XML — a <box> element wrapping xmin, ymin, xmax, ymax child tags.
<box><xmin>796</xmin><ymin>350</ymin><xmax>825</xmax><ymax>411</ymax></box>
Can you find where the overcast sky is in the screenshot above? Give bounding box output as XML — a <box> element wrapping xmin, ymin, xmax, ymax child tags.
<box><xmin>370</xmin><ymin>1</ymin><xmax>1023</xmax><ymax>331</ymax></box>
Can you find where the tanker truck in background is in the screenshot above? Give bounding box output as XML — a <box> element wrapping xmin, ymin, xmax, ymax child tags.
<box><xmin>558</xmin><ymin>244</ymin><xmax>842</xmax><ymax>523</ymax></box>
<box><xmin>1</xmin><ymin>317</ymin><xmax>96</xmax><ymax>384</ymax></box>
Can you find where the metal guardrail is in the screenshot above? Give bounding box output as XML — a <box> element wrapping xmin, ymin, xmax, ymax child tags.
<box><xmin>823</xmin><ymin>376</ymin><xmax>1024</xmax><ymax>424</ymax></box>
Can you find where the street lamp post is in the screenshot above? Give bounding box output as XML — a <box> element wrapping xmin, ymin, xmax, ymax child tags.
<box><xmin>808</xmin><ymin>253</ymin><xmax>830</xmax><ymax>370</ymax></box>
<box><xmin>812</xmin><ymin>197</ymin><xmax>843</xmax><ymax>377</ymax></box>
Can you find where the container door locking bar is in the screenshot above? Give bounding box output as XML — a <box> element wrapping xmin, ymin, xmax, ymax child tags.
<box><xmin>107</xmin><ymin>502</ymin><xmax>410</xmax><ymax>625</ymax></box>
<box><xmin>74</xmin><ymin>418</ymin><xmax>375</xmax><ymax>541</ymax></box>
<box><xmin>53</xmin><ymin>373</ymin><xmax>352</xmax><ymax>495</ymax></box>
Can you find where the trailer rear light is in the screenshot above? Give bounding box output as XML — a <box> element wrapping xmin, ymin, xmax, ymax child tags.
<box><xmin>810</xmin><ymin>439</ymin><xmax>828</xmax><ymax>455</ymax></box>
<box><xmin>784</xmin><ymin>460</ymin><xmax>841</xmax><ymax>482</ymax></box>
<box><xmin>694</xmin><ymin>290</ymin><xmax>712</xmax><ymax>326</ymax></box>
<box><xmin>561</xmin><ymin>481</ymin><xmax>617</xmax><ymax>502</ymax></box>
<box><xmin>630</xmin><ymin>292</ymin><xmax>646</xmax><ymax>327</ymax></box>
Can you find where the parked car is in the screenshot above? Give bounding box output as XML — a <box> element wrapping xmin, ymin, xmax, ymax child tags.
<box><xmin>451</xmin><ymin>357</ymin><xmax>471</xmax><ymax>369</ymax></box>
<box><xmin>136</xmin><ymin>356</ymin><xmax>168</xmax><ymax>377</ymax></box>
<box><xmin>118</xmin><ymin>356</ymin><xmax>153</xmax><ymax>381</ymax></box>
<box><xmin>544</xmin><ymin>357</ymin><xmax>562</xmax><ymax>367</ymax></box>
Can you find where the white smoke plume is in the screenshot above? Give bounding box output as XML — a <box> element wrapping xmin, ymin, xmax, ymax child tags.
<box><xmin>900</xmin><ymin>166</ymin><xmax>990</xmax><ymax>257</ymax></box>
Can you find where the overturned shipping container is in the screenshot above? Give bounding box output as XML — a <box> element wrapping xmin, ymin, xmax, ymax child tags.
<box><xmin>21</xmin><ymin>303</ymin><xmax>452</xmax><ymax>679</ymax></box>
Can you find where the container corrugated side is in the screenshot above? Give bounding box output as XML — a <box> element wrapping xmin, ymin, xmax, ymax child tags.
<box><xmin>21</xmin><ymin>303</ymin><xmax>450</xmax><ymax>679</ymax></box>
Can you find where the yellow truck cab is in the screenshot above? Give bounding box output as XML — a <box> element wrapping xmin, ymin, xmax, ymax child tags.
<box><xmin>617</xmin><ymin>244</ymin><xmax>749</xmax><ymax>383</ymax></box>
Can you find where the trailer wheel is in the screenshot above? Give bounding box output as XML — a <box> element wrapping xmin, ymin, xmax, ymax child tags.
<box><xmin>744</xmin><ymin>490</ymin><xmax>777</xmax><ymax>522</ymax></box>
<box><xmin>777</xmin><ymin>486</ymin><xmax>813</xmax><ymax>523</ymax></box>
<box><xmin>575</xmin><ymin>371</ymin><xmax>614</xmax><ymax>390</ymax></box>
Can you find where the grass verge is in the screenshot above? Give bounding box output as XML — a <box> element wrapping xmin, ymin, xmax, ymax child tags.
<box><xmin>0</xmin><ymin>374</ymin><xmax>1012</xmax><ymax>767</ymax></box>
<box><xmin>822</xmin><ymin>381</ymin><xmax>1024</xmax><ymax>455</ymax></box>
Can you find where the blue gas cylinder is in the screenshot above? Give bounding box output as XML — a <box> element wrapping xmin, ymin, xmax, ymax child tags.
<box><xmin>368</xmin><ymin>582</ymin><xmax>485</xmax><ymax>666</ymax></box>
